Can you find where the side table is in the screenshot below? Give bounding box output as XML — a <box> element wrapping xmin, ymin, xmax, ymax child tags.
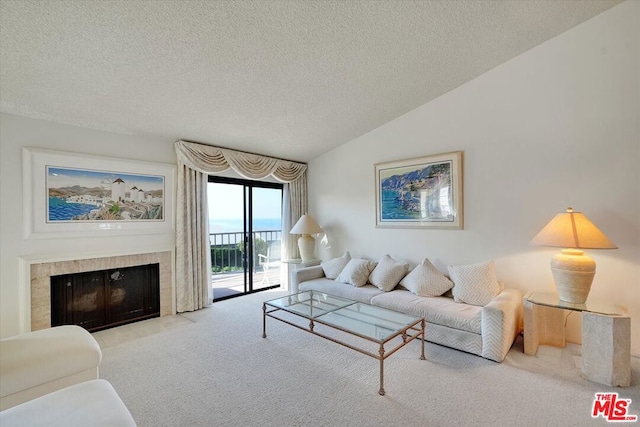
<box><xmin>282</xmin><ymin>259</ymin><xmax>321</xmax><ymax>291</ymax></box>
<box><xmin>523</xmin><ymin>291</ymin><xmax>630</xmax><ymax>387</ymax></box>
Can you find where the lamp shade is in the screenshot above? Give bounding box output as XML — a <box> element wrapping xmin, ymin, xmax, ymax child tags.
<box><xmin>531</xmin><ymin>208</ymin><xmax>617</xmax><ymax>249</ymax></box>
<box><xmin>290</xmin><ymin>214</ymin><xmax>323</xmax><ymax>235</ymax></box>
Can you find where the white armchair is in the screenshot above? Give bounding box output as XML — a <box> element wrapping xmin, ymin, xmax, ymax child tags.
<box><xmin>0</xmin><ymin>325</ymin><xmax>101</xmax><ymax>410</ymax></box>
<box><xmin>0</xmin><ymin>325</ymin><xmax>136</xmax><ymax>426</ymax></box>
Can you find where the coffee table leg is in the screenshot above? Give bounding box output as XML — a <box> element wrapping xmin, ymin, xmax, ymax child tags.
<box><xmin>262</xmin><ymin>303</ymin><xmax>267</xmax><ymax>338</ymax></box>
<box><xmin>379</xmin><ymin>344</ymin><xmax>385</xmax><ymax>396</ymax></box>
<box><xmin>420</xmin><ymin>319</ymin><xmax>426</xmax><ymax>360</ymax></box>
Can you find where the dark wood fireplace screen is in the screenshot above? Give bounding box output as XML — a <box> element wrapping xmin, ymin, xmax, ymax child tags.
<box><xmin>51</xmin><ymin>263</ymin><xmax>160</xmax><ymax>332</ymax></box>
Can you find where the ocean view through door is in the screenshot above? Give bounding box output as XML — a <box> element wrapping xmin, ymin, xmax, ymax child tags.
<box><xmin>208</xmin><ymin>177</ymin><xmax>283</xmax><ymax>301</ymax></box>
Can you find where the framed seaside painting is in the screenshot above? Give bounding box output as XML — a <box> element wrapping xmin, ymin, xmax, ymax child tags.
<box><xmin>374</xmin><ymin>151</ymin><xmax>463</xmax><ymax>229</ymax></box>
<box><xmin>23</xmin><ymin>147</ymin><xmax>175</xmax><ymax>239</ymax></box>
<box><xmin>46</xmin><ymin>168</ymin><xmax>164</xmax><ymax>222</ymax></box>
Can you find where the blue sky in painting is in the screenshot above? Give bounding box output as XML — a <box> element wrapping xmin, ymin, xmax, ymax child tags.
<box><xmin>47</xmin><ymin>167</ymin><xmax>164</xmax><ymax>191</ymax></box>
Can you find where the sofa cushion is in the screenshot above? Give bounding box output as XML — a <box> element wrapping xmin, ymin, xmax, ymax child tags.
<box><xmin>369</xmin><ymin>254</ymin><xmax>409</xmax><ymax>292</ymax></box>
<box><xmin>321</xmin><ymin>252</ymin><xmax>351</xmax><ymax>279</ymax></box>
<box><xmin>448</xmin><ymin>260</ymin><xmax>501</xmax><ymax>307</ymax></box>
<box><xmin>335</xmin><ymin>258</ymin><xmax>375</xmax><ymax>287</ymax></box>
<box><xmin>299</xmin><ymin>278</ymin><xmax>384</xmax><ymax>303</ymax></box>
<box><xmin>370</xmin><ymin>290</ymin><xmax>482</xmax><ymax>334</ymax></box>
<box><xmin>400</xmin><ymin>258</ymin><xmax>453</xmax><ymax>297</ymax></box>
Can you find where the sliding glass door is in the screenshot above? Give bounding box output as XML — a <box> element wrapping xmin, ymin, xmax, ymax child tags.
<box><xmin>208</xmin><ymin>176</ymin><xmax>283</xmax><ymax>301</ymax></box>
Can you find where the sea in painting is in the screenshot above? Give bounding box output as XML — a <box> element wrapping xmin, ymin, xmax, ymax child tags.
<box><xmin>48</xmin><ymin>197</ymin><xmax>97</xmax><ymax>221</ymax></box>
<box><xmin>380</xmin><ymin>161</ymin><xmax>453</xmax><ymax>222</ymax></box>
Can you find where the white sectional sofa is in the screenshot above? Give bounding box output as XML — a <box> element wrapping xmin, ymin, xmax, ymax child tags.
<box><xmin>291</xmin><ymin>255</ymin><xmax>523</xmax><ymax>363</ymax></box>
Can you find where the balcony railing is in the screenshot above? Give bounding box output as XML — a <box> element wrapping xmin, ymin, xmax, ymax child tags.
<box><xmin>209</xmin><ymin>229</ymin><xmax>282</xmax><ymax>274</ymax></box>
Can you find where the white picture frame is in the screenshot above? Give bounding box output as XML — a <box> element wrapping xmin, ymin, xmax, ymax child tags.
<box><xmin>23</xmin><ymin>147</ymin><xmax>176</xmax><ymax>239</ymax></box>
<box><xmin>374</xmin><ymin>151</ymin><xmax>463</xmax><ymax>229</ymax></box>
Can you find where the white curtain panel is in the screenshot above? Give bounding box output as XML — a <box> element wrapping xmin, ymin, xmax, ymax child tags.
<box><xmin>176</xmin><ymin>163</ymin><xmax>212</xmax><ymax>312</ymax></box>
<box><xmin>285</xmin><ymin>175</ymin><xmax>308</xmax><ymax>260</ymax></box>
<box><xmin>174</xmin><ymin>140</ymin><xmax>307</xmax><ymax>308</ymax></box>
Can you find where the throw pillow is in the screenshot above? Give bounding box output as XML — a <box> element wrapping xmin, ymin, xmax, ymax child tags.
<box><xmin>400</xmin><ymin>258</ymin><xmax>453</xmax><ymax>297</ymax></box>
<box><xmin>448</xmin><ymin>260</ymin><xmax>501</xmax><ymax>306</ymax></box>
<box><xmin>369</xmin><ymin>254</ymin><xmax>409</xmax><ymax>292</ymax></box>
<box><xmin>321</xmin><ymin>252</ymin><xmax>351</xmax><ymax>279</ymax></box>
<box><xmin>335</xmin><ymin>258</ymin><xmax>375</xmax><ymax>287</ymax></box>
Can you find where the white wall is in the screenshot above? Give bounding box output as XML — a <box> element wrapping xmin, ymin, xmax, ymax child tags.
<box><xmin>0</xmin><ymin>114</ymin><xmax>177</xmax><ymax>338</ymax></box>
<box><xmin>308</xmin><ymin>2</ymin><xmax>640</xmax><ymax>354</ymax></box>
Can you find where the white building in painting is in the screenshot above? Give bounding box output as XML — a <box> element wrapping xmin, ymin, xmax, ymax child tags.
<box><xmin>129</xmin><ymin>185</ymin><xmax>139</xmax><ymax>202</ymax></box>
<box><xmin>111</xmin><ymin>178</ymin><xmax>125</xmax><ymax>202</ymax></box>
<box><xmin>66</xmin><ymin>195</ymin><xmax>102</xmax><ymax>206</ymax></box>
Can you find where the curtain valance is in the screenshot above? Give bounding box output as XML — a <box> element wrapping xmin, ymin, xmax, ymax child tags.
<box><xmin>175</xmin><ymin>140</ymin><xmax>306</xmax><ymax>183</ymax></box>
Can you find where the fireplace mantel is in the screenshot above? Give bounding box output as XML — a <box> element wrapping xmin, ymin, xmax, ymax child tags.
<box><xmin>19</xmin><ymin>249</ymin><xmax>175</xmax><ymax>332</ymax></box>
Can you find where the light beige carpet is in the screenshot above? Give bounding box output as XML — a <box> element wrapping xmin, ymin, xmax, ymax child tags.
<box><xmin>98</xmin><ymin>289</ymin><xmax>640</xmax><ymax>427</ymax></box>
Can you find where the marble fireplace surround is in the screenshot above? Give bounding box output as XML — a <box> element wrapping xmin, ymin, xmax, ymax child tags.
<box><xmin>24</xmin><ymin>250</ymin><xmax>174</xmax><ymax>332</ymax></box>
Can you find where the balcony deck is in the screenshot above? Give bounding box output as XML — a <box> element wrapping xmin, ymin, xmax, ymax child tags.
<box><xmin>210</xmin><ymin>229</ymin><xmax>283</xmax><ymax>300</ymax></box>
<box><xmin>211</xmin><ymin>266</ymin><xmax>281</xmax><ymax>298</ymax></box>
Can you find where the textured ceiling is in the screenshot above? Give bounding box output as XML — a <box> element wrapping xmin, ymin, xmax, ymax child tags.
<box><xmin>0</xmin><ymin>0</ymin><xmax>622</xmax><ymax>162</ymax></box>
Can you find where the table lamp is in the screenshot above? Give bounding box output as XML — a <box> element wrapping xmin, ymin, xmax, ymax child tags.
<box><xmin>531</xmin><ymin>207</ymin><xmax>617</xmax><ymax>304</ymax></box>
<box><xmin>290</xmin><ymin>214</ymin><xmax>323</xmax><ymax>261</ymax></box>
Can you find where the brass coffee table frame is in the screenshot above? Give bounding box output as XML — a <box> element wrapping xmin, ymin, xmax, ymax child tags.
<box><xmin>262</xmin><ymin>291</ymin><xmax>426</xmax><ymax>395</ymax></box>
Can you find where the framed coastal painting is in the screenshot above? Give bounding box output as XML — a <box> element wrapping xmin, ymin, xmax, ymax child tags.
<box><xmin>23</xmin><ymin>147</ymin><xmax>175</xmax><ymax>239</ymax></box>
<box><xmin>374</xmin><ymin>151</ymin><xmax>463</xmax><ymax>229</ymax></box>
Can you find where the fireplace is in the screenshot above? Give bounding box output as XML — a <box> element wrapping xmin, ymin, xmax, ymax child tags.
<box><xmin>28</xmin><ymin>251</ymin><xmax>173</xmax><ymax>332</ymax></box>
<box><xmin>51</xmin><ymin>263</ymin><xmax>160</xmax><ymax>332</ymax></box>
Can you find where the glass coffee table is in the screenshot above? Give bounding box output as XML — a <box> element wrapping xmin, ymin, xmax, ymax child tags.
<box><xmin>262</xmin><ymin>290</ymin><xmax>426</xmax><ymax>395</ymax></box>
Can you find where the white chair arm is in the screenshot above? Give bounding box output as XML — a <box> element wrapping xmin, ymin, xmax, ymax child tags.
<box><xmin>0</xmin><ymin>325</ymin><xmax>102</xmax><ymax>410</ymax></box>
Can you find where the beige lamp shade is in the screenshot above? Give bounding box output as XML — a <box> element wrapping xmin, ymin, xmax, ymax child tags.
<box><xmin>531</xmin><ymin>208</ymin><xmax>617</xmax><ymax>304</ymax></box>
<box><xmin>290</xmin><ymin>214</ymin><xmax>323</xmax><ymax>261</ymax></box>
<box><xmin>290</xmin><ymin>214</ymin><xmax>323</xmax><ymax>235</ymax></box>
<box><xmin>531</xmin><ymin>208</ymin><xmax>617</xmax><ymax>249</ymax></box>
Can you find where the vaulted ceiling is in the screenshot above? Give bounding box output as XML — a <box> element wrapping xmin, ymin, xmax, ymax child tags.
<box><xmin>0</xmin><ymin>0</ymin><xmax>621</xmax><ymax>162</ymax></box>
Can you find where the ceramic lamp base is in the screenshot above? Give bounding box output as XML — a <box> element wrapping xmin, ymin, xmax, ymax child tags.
<box><xmin>297</xmin><ymin>234</ymin><xmax>316</xmax><ymax>261</ymax></box>
<box><xmin>551</xmin><ymin>249</ymin><xmax>596</xmax><ymax>304</ymax></box>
